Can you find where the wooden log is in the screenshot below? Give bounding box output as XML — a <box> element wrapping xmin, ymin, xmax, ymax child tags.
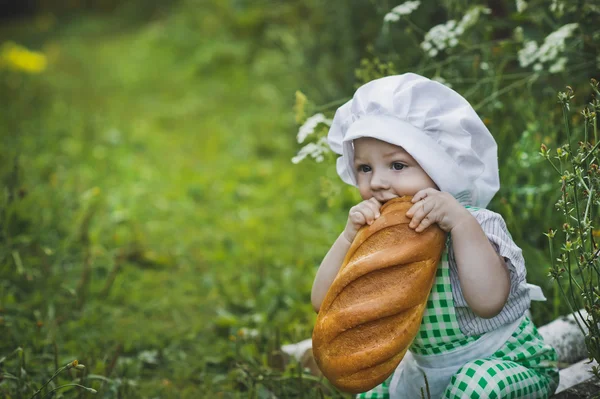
<box><xmin>537</xmin><ymin>309</ymin><xmax>588</xmax><ymax>366</ymax></box>
<box><xmin>555</xmin><ymin>359</ymin><xmax>599</xmax><ymax>395</ymax></box>
<box><xmin>552</xmin><ymin>376</ymin><xmax>600</xmax><ymax>398</ymax></box>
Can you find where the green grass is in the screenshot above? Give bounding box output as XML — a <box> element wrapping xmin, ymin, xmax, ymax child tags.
<box><xmin>1</xmin><ymin>2</ymin><xmax>353</xmax><ymax>397</ymax></box>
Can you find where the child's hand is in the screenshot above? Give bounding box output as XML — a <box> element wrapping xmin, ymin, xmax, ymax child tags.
<box><xmin>343</xmin><ymin>198</ymin><xmax>382</xmax><ymax>243</ymax></box>
<box><xmin>406</xmin><ymin>188</ymin><xmax>471</xmax><ymax>233</ymax></box>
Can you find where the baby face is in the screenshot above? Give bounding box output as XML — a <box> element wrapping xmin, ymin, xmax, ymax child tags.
<box><xmin>353</xmin><ymin>137</ymin><xmax>438</xmax><ymax>202</ymax></box>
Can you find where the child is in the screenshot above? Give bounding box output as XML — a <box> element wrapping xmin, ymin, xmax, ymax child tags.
<box><xmin>311</xmin><ymin>74</ymin><xmax>559</xmax><ymax>398</ymax></box>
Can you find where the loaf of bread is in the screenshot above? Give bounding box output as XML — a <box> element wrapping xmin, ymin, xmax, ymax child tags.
<box><xmin>312</xmin><ymin>196</ymin><xmax>447</xmax><ymax>393</ymax></box>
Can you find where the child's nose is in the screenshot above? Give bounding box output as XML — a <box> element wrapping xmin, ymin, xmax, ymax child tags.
<box><xmin>370</xmin><ymin>172</ymin><xmax>390</xmax><ymax>190</ymax></box>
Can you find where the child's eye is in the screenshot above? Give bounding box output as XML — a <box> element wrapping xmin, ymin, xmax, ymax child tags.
<box><xmin>358</xmin><ymin>164</ymin><xmax>371</xmax><ymax>173</ymax></box>
<box><xmin>391</xmin><ymin>162</ymin><xmax>405</xmax><ymax>171</ymax></box>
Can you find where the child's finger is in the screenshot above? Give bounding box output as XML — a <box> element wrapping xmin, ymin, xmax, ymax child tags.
<box><xmin>406</xmin><ymin>198</ymin><xmax>427</xmax><ymax>218</ymax></box>
<box><xmin>408</xmin><ymin>202</ymin><xmax>429</xmax><ymax>229</ymax></box>
<box><xmin>350</xmin><ymin>210</ymin><xmax>366</xmax><ymax>226</ymax></box>
<box><xmin>411</xmin><ymin>190</ymin><xmax>428</xmax><ymax>203</ymax></box>
<box><xmin>358</xmin><ymin>205</ymin><xmax>377</xmax><ymax>225</ymax></box>
<box><xmin>369</xmin><ymin>197</ymin><xmax>382</xmax><ymax>207</ymax></box>
<box><xmin>415</xmin><ymin>217</ymin><xmax>433</xmax><ymax>233</ymax></box>
<box><xmin>405</xmin><ymin>202</ymin><xmax>420</xmax><ymax>218</ymax></box>
<box><xmin>365</xmin><ymin>199</ymin><xmax>381</xmax><ymax>218</ymax></box>
<box><xmin>411</xmin><ymin>188</ymin><xmax>438</xmax><ymax>203</ymax></box>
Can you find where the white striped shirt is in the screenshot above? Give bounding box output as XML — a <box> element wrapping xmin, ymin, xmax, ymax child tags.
<box><xmin>447</xmin><ymin>207</ymin><xmax>530</xmax><ymax>336</ymax></box>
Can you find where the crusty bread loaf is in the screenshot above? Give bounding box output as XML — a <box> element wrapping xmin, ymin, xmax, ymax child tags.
<box><xmin>312</xmin><ymin>196</ymin><xmax>446</xmax><ymax>394</ymax></box>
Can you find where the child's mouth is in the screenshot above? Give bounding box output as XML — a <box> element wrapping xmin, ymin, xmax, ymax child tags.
<box><xmin>378</xmin><ymin>196</ymin><xmax>398</xmax><ymax>204</ymax></box>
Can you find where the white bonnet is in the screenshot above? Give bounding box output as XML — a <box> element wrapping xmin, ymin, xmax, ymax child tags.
<box><xmin>327</xmin><ymin>73</ymin><xmax>499</xmax><ymax>208</ymax></box>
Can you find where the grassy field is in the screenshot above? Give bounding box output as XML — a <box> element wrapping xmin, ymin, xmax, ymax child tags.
<box><xmin>1</xmin><ymin>2</ymin><xmax>358</xmax><ymax>397</ymax></box>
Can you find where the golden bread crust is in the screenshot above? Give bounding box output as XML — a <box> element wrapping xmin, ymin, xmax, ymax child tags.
<box><xmin>312</xmin><ymin>196</ymin><xmax>447</xmax><ymax>393</ymax></box>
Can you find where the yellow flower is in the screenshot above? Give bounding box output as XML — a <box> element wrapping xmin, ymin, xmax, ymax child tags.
<box><xmin>0</xmin><ymin>41</ymin><xmax>47</xmax><ymax>74</ymax></box>
<box><xmin>294</xmin><ymin>90</ymin><xmax>307</xmax><ymax>124</ymax></box>
<box><xmin>66</xmin><ymin>359</ymin><xmax>79</xmax><ymax>369</ymax></box>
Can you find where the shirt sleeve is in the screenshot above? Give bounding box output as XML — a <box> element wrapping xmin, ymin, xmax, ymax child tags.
<box><xmin>469</xmin><ymin>208</ymin><xmax>527</xmax><ymax>295</ymax></box>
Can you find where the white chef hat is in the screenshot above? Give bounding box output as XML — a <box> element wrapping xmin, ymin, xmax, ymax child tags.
<box><xmin>327</xmin><ymin>73</ymin><xmax>499</xmax><ymax>208</ymax></box>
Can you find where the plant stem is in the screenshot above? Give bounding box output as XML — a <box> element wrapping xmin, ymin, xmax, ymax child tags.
<box><xmin>594</xmin><ymin>112</ymin><xmax>598</xmax><ymax>144</ymax></box>
<box><xmin>584</xmin><ymin>188</ymin><xmax>593</xmax><ymax>226</ymax></box>
<box><xmin>548</xmin><ymin>236</ymin><xmax>561</xmax><ymax>319</ymax></box>
<box><xmin>577</xmin><ymin>174</ymin><xmax>590</xmax><ymax>192</ymax></box>
<box><xmin>313</xmin><ymin>98</ymin><xmax>350</xmax><ymax>112</ymax></box>
<box><xmin>556</xmin><ymin>275</ymin><xmax>587</xmax><ymax>334</ymax></box>
<box><xmin>402</xmin><ymin>17</ymin><xmax>426</xmax><ymax>35</ymax></box>
<box><xmin>42</xmin><ymin>384</ymin><xmax>94</xmax><ymax>399</ymax></box>
<box><xmin>564</xmin><ymin>106</ymin><xmax>590</xmax><ymax>294</ymax></box>
<box><xmin>474</xmin><ymin>76</ymin><xmax>533</xmax><ymax>111</ymax></box>
<box><xmin>0</xmin><ymin>347</ymin><xmax>23</xmax><ymax>365</ymax></box>
<box><xmin>29</xmin><ymin>364</ymin><xmax>69</xmax><ymax>399</ymax></box>
<box><xmin>553</xmin><ymin>280</ymin><xmax>560</xmax><ymax>319</ymax></box>
<box><xmin>547</xmin><ymin>158</ymin><xmax>562</xmax><ymax>175</ymax></box>
<box><xmin>580</xmin><ymin>139</ymin><xmax>600</xmax><ymax>163</ymax></box>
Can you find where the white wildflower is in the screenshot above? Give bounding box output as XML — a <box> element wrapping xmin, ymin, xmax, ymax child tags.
<box><xmin>550</xmin><ymin>0</ymin><xmax>565</xmax><ymax>17</ymax></box>
<box><xmin>458</xmin><ymin>6</ymin><xmax>490</xmax><ymax>30</ymax></box>
<box><xmin>480</xmin><ymin>62</ymin><xmax>490</xmax><ymax>70</ymax></box>
<box><xmin>384</xmin><ymin>1</ymin><xmax>420</xmax><ymax>23</ymax></box>
<box><xmin>392</xmin><ymin>1</ymin><xmax>421</xmax><ymax>16</ymax></box>
<box><xmin>296</xmin><ymin>113</ymin><xmax>332</xmax><ymax>144</ymax></box>
<box><xmin>420</xmin><ymin>6</ymin><xmax>489</xmax><ymax>58</ymax></box>
<box><xmin>384</xmin><ymin>12</ymin><xmax>401</xmax><ymax>22</ymax></box>
<box><xmin>516</xmin><ymin>0</ymin><xmax>528</xmax><ymax>13</ymax></box>
<box><xmin>292</xmin><ymin>137</ymin><xmax>330</xmax><ymax>164</ymax></box>
<box><xmin>518</xmin><ymin>41</ymin><xmax>538</xmax><ymax>67</ymax></box>
<box><xmin>421</xmin><ymin>21</ymin><xmax>459</xmax><ymax>56</ymax></box>
<box><xmin>537</xmin><ymin>23</ymin><xmax>578</xmax><ymax>63</ymax></box>
<box><xmin>518</xmin><ymin>23</ymin><xmax>578</xmax><ymax>70</ymax></box>
<box><xmin>549</xmin><ymin>57</ymin><xmax>567</xmax><ymax>73</ymax></box>
<box><xmin>238</xmin><ymin>328</ymin><xmax>260</xmax><ymax>338</ymax></box>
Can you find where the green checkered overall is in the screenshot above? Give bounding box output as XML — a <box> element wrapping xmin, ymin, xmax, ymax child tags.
<box><xmin>357</xmin><ymin>249</ymin><xmax>559</xmax><ymax>399</ymax></box>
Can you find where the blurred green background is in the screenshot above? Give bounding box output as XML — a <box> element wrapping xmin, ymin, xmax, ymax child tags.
<box><xmin>0</xmin><ymin>0</ymin><xmax>598</xmax><ymax>397</ymax></box>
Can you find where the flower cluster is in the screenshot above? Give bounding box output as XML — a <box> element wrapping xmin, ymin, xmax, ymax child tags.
<box><xmin>0</xmin><ymin>41</ymin><xmax>47</xmax><ymax>74</ymax></box>
<box><xmin>516</xmin><ymin>0</ymin><xmax>528</xmax><ymax>13</ymax></box>
<box><xmin>384</xmin><ymin>1</ymin><xmax>421</xmax><ymax>23</ymax></box>
<box><xmin>293</xmin><ymin>113</ymin><xmax>333</xmax><ymax>164</ymax></box>
<box><xmin>292</xmin><ymin>137</ymin><xmax>330</xmax><ymax>164</ymax></box>
<box><xmin>420</xmin><ymin>6</ymin><xmax>490</xmax><ymax>58</ymax></box>
<box><xmin>296</xmin><ymin>113</ymin><xmax>332</xmax><ymax>144</ymax></box>
<box><xmin>518</xmin><ymin>23</ymin><xmax>578</xmax><ymax>73</ymax></box>
<box><xmin>550</xmin><ymin>0</ymin><xmax>565</xmax><ymax>17</ymax></box>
